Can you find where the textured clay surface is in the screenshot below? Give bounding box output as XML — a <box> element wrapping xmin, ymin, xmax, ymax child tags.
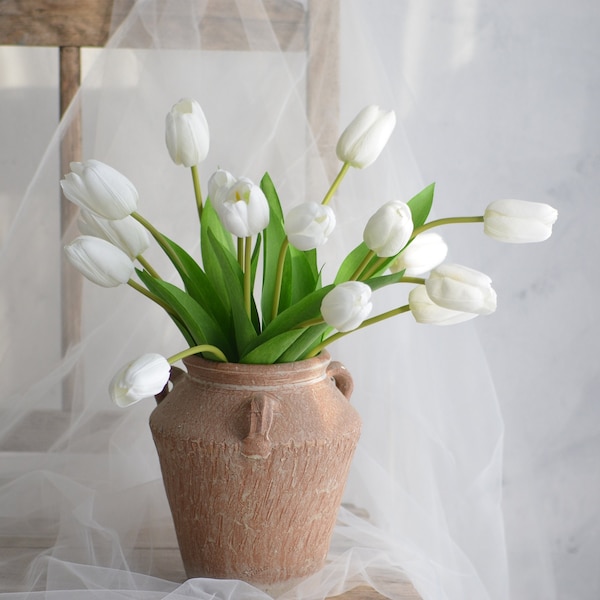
<box><xmin>150</xmin><ymin>352</ymin><xmax>361</xmax><ymax>591</ymax></box>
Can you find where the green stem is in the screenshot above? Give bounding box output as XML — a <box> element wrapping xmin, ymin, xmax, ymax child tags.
<box><xmin>237</xmin><ymin>237</ymin><xmax>244</xmax><ymax>269</ymax></box>
<box><xmin>294</xmin><ymin>316</ymin><xmax>325</xmax><ymax>329</ymax></box>
<box><xmin>244</xmin><ymin>236</ymin><xmax>252</xmax><ymax>318</ymax></box>
<box><xmin>400</xmin><ymin>276</ymin><xmax>426</xmax><ymax>285</ymax></box>
<box><xmin>127</xmin><ymin>279</ymin><xmax>174</xmax><ymax>315</ymax></box>
<box><xmin>359</xmin><ymin>255</ymin><xmax>388</xmax><ymax>281</ymax></box>
<box><xmin>271</xmin><ymin>238</ymin><xmax>289</xmax><ymax>321</ymax></box>
<box><xmin>412</xmin><ymin>215</ymin><xmax>484</xmax><ymax>238</ymax></box>
<box><xmin>191</xmin><ymin>165</ymin><xmax>203</xmax><ymax>222</ymax></box>
<box><xmin>131</xmin><ymin>211</ymin><xmax>187</xmax><ymax>276</ymax></box>
<box><xmin>321</xmin><ymin>162</ymin><xmax>351</xmax><ymax>206</ymax></box>
<box><xmin>349</xmin><ymin>249</ymin><xmax>376</xmax><ymax>281</ymax></box>
<box><xmin>168</xmin><ymin>344</ymin><xmax>228</xmax><ymax>364</ymax></box>
<box><xmin>136</xmin><ymin>255</ymin><xmax>161</xmax><ymax>279</ymax></box>
<box><xmin>305</xmin><ymin>304</ymin><xmax>411</xmax><ymax>358</ymax></box>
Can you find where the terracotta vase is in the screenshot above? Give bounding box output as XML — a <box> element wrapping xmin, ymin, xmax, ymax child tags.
<box><xmin>149</xmin><ymin>351</ymin><xmax>361</xmax><ymax>593</ymax></box>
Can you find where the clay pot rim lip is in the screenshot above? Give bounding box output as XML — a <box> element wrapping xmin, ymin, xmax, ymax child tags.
<box><xmin>181</xmin><ymin>350</ymin><xmax>332</xmax><ymax>376</ymax></box>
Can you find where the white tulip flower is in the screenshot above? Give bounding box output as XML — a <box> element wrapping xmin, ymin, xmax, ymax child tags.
<box><xmin>60</xmin><ymin>159</ymin><xmax>139</xmax><ymax>220</ymax></box>
<box><xmin>78</xmin><ymin>209</ymin><xmax>150</xmax><ymax>259</ymax></box>
<box><xmin>484</xmin><ymin>199</ymin><xmax>558</xmax><ymax>243</ymax></box>
<box><xmin>320</xmin><ymin>281</ymin><xmax>373</xmax><ymax>332</ymax></box>
<box><xmin>109</xmin><ymin>353</ymin><xmax>171</xmax><ymax>408</ymax></box>
<box><xmin>214</xmin><ymin>177</ymin><xmax>270</xmax><ymax>238</ymax></box>
<box><xmin>389</xmin><ymin>232</ymin><xmax>448</xmax><ymax>276</ymax></box>
<box><xmin>285</xmin><ymin>202</ymin><xmax>336</xmax><ymax>251</ymax></box>
<box><xmin>165</xmin><ymin>98</ymin><xmax>210</xmax><ymax>167</ymax></box>
<box><xmin>408</xmin><ymin>285</ymin><xmax>478</xmax><ymax>326</ymax></box>
<box><xmin>425</xmin><ymin>263</ymin><xmax>497</xmax><ymax>316</ymax></box>
<box><xmin>207</xmin><ymin>169</ymin><xmax>236</xmax><ymax>202</ymax></box>
<box><xmin>336</xmin><ymin>105</ymin><xmax>396</xmax><ymax>168</ymax></box>
<box><xmin>64</xmin><ymin>235</ymin><xmax>135</xmax><ymax>287</ymax></box>
<box><xmin>363</xmin><ymin>200</ymin><xmax>413</xmax><ymax>257</ymax></box>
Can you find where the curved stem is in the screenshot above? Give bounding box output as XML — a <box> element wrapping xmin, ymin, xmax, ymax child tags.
<box><xmin>131</xmin><ymin>211</ymin><xmax>186</xmax><ymax>275</ymax></box>
<box><xmin>359</xmin><ymin>255</ymin><xmax>388</xmax><ymax>281</ymax></box>
<box><xmin>412</xmin><ymin>215</ymin><xmax>484</xmax><ymax>238</ymax></box>
<box><xmin>305</xmin><ymin>304</ymin><xmax>411</xmax><ymax>358</ymax></box>
<box><xmin>244</xmin><ymin>236</ymin><xmax>253</xmax><ymax>318</ymax></box>
<box><xmin>168</xmin><ymin>344</ymin><xmax>228</xmax><ymax>364</ymax></box>
<box><xmin>271</xmin><ymin>237</ymin><xmax>289</xmax><ymax>321</ymax></box>
<box><xmin>294</xmin><ymin>316</ymin><xmax>325</xmax><ymax>329</ymax></box>
<box><xmin>349</xmin><ymin>249</ymin><xmax>376</xmax><ymax>281</ymax></box>
<box><xmin>191</xmin><ymin>165</ymin><xmax>203</xmax><ymax>222</ymax></box>
<box><xmin>127</xmin><ymin>279</ymin><xmax>174</xmax><ymax>315</ymax></box>
<box><xmin>400</xmin><ymin>276</ymin><xmax>426</xmax><ymax>285</ymax></box>
<box><xmin>321</xmin><ymin>162</ymin><xmax>350</xmax><ymax>206</ymax></box>
<box><xmin>136</xmin><ymin>255</ymin><xmax>161</xmax><ymax>279</ymax></box>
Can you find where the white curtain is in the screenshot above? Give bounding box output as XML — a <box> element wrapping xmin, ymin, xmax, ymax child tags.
<box><xmin>0</xmin><ymin>1</ymin><xmax>597</xmax><ymax>599</ymax></box>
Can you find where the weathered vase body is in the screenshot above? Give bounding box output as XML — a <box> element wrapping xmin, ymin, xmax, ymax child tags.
<box><xmin>149</xmin><ymin>351</ymin><xmax>361</xmax><ymax>593</ymax></box>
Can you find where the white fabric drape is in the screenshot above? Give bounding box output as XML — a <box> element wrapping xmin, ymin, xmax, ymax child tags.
<box><xmin>1</xmin><ymin>1</ymin><xmax>597</xmax><ymax>599</ymax></box>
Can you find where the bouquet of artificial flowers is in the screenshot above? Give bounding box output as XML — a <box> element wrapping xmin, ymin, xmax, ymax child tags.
<box><xmin>61</xmin><ymin>99</ymin><xmax>557</xmax><ymax>407</ymax></box>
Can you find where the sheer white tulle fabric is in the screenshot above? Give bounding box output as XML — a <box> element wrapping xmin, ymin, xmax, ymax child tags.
<box><xmin>0</xmin><ymin>1</ymin><xmax>510</xmax><ymax>598</ymax></box>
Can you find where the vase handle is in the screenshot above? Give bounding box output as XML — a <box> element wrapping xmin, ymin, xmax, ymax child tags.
<box><xmin>155</xmin><ymin>366</ymin><xmax>186</xmax><ymax>405</ymax></box>
<box><xmin>327</xmin><ymin>361</ymin><xmax>354</xmax><ymax>400</ymax></box>
<box><xmin>241</xmin><ymin>393</ymin><xmax>277</xmax><ymax>459</ymax></box>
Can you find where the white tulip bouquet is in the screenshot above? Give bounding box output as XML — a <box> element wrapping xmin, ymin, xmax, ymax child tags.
<box><xmin>61</xmin><ymin>99</ymin><xmax>558</xmax><ymax>407</ymax></box>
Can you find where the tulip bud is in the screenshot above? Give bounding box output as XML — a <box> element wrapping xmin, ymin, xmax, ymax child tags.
<box><xmin>165</xmin><ymin>98</ymin><xmax>210</xmax><ymax>167</ymax></box>
<box><xmin>207</xmin><ymin>169</ymin><xmax>236</xmax><ymax>202</ymax></box>
<box><xmin>389</xmin><ymin>232</ymin><xmax>448</xmax><ymax>276</ymax></box>
<box><xmin>64</xmin><ymin>235</ymin><xmax>135</xmax><ymax>287</ymax></box>
<box><xmin>425</xmin><ymin>263</ymin><xmax>497</xmax><ymax>316</ymax></box>
<box><xmin>336</xmin><ymin>105</ymin><xmax>396</xmax><ymax>168</ymax></box>
<box><xmin>109</xmin><ymin>353</ymin><xmax>171</xmax><ymax>407</ymax></box>
<box><xmin>78</xmin><ymin>209</ymin><xmax>150</xmax><ymax>259</ymax></box>
<box><xmin>408</xmin><ymin>285</ymin><xmax>478</xmax><ymax>326</ymax></box>
<box><xmin>285</xmin><ymin>202</ymin><xmax>336</xmax><ymax>251</ymax></box>
<box><xmin>60</xmin><ymin>160</ymin><xmax>139</xmax><ymax>220</ymax></box>
<box><xmin>214</xmin><ymin>177</ymin><xmax>270</xmax><ymax>237</ymax></box>
<box><xmin>484</xmin><ymin>199</ymin><xmax>558</xmax><ymax>243</ymax></box>
<box><xmin>320</xmin><ymin>281</ymin><xmax>373</xmax><ymax>332</ymax></box>
<box><xmin>363</xmin><ymin>200</ymin><xmax>413</xmax><ymax>257</ymax></box>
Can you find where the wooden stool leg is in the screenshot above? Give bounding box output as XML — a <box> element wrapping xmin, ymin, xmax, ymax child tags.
<box><xmin>307</xmin><ymin>0</ymin><xmax>340</xmax><ymax>184</ymax></box>
<box><xmin>59</xmin><ymin>46</ymin><xmax>83</xmax><ymax>411</ymax></box>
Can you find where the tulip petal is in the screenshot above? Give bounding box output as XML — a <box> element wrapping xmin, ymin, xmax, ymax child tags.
<box><xmin>484</xmin><ymin>199</ymin><xmax>558</xmax><ymax>243</ymax></box>
<box><xmin>109</xmin><ymin>353</ymin><xmax>171</xmax><ymax>407</ymax></box>
<box><xmin>321</xmin><ymin>281</ymin><xmax>373</xmax><ymax>332</ymax></box>
<box><xmin>426</xmin><ymin>264</ymin><xmax>497</xmax><ymax>315</ymax></box>
<box><xmin>60</xmin><ymin>160</ymin><xmax>138</xmax><ymax>219</ymax></box>
<box><xmin>64</xmin><ymin>236</ymin><xmax>134</xmax><ymax>287</ymax></box>
<box><xmin>409</xmin><ymin>285</ymin><xmax>478</xmax><ymax>326</ymax></box>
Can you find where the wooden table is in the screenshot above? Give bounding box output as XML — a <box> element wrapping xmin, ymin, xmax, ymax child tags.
<box><xmin>0</xmin><ymin>521</ymin><xmax>421</xmax><ymax>598</ymax></box>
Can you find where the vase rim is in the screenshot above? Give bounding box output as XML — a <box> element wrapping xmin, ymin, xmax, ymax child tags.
<box><xmin>180</xmin><ymin>351</ymin><xmax>332</xmax><ymax>386</ymax></box>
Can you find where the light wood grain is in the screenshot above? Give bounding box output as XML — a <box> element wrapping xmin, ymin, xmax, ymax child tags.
<box><xmin>0</xmin><ymin>0</ymin><xmax>305</xmax><ymax>50</ymax></box>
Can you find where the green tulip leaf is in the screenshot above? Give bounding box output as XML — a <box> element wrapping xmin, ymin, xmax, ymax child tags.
<box><xmin>241</xmin><ymin>283</ymin><xmax>334</xmax><ymax>359</ymax></box>
<box><xmin>288</xmin><ymin>245</ymin><xmax>320</xmax><ymax>306</ymax></box>
<box><xmin>206</xmin><ymin>229</ymin><xmax>258</xmax><ymax>357</ymax></box>
<box><xmin>334</xmin><ymin>242</ymin><xmax>370</xmax><ymax>284</ymax></box>
<box><xmin>260</xmin><ymin>172</ymin><xmax>289</xmax><ymax>326</ymax></box>
<box><xmin>162</xmin><ymin>235</ymin><xmax>231</xmax><ymax>330</ymax></box>
<box><xmin>408</xmin><ymin>182</ymin><xmax>435</xmax><ymax>229</ymax></box>
<box><xmin>137</xmin><ymin>269</ymin><xmax>234</xmax><ymax>359</ymax></box>
<box><xmin>363</xmin><ymin>269</ymin><xmax>406</xmax><ymax>291</ymax></box>
<box><xmin>241</xmin><ymin>329</ymin><xmax>307</xmax><ymax>364</ymax></box>
<box><xmin>278</xmin><ymin>323</ymin><xmax>330</xmax><ymax>362</ymax></box>
<box><xmin>200</xmin><ymin>198</ymin><xmax>235</xmax><ymax>315</ymax></box>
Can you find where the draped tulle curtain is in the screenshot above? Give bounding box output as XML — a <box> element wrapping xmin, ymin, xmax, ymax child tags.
<box><xmin>1</xmin><ymin>1</ymin><xmax>597</xmax><ymax>599</ymax></box>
